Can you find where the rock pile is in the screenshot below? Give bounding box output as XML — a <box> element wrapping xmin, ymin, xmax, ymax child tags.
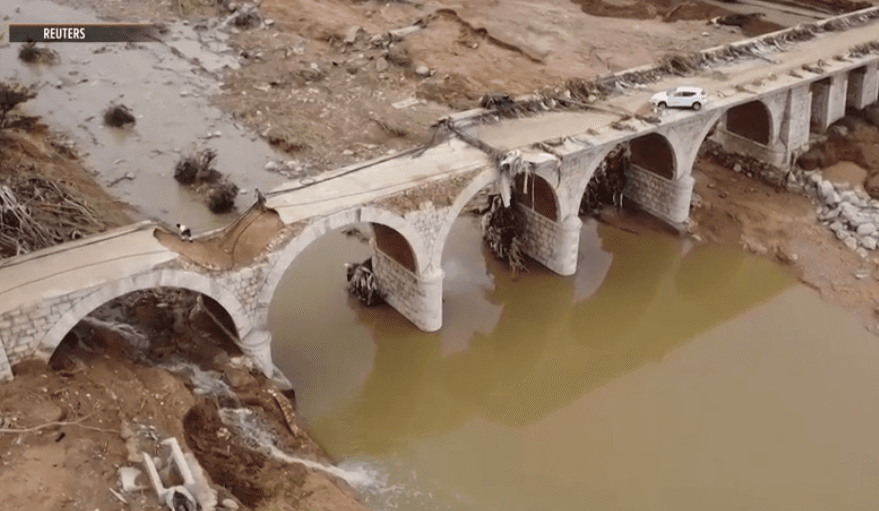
<box><xmin>803</xmin><ymin>170</ymin><xmax>879</xmax><ymax>257</ymax></box>
<box><xmin>702</xmin><ymin>141</ymin><xmax>788</xmax><ymax>187</ymax></box>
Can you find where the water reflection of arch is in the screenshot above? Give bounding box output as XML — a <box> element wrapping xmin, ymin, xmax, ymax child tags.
<box><xmin>437</xmin><ymin>251</ymin><xmax>575</xmax><ymax>419</ymax></box>
<box><xmin>568</xmin><ymin>226</ymin><xmax>679</xmax><ymax>351</ymax></box>
<box><xmin>316</xmin><ymin>250</ymin><xmax>575</xmax><ymax>453</ymax></box>
<box><xmin>315</xmin><ymin>231</ymin><xmax>794</xmax><ymax>450</ymax></box>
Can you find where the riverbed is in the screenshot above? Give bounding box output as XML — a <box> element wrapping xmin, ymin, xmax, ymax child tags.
<box><xmin>269</xmin><ymin>217</ymin><xmax>879</xmax><ymax>511</ymax></box>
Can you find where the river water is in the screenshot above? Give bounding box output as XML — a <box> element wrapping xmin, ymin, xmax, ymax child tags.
<box><xmin>269</xmin><ymin>217</ymin><xmax>879</xmax><ymax>511</ymax></box>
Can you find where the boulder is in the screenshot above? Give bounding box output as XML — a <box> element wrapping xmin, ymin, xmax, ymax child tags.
<box><xmin>845</xmin><ymin>236</ymin><xmax>858</xmax><ymax>250</ymax></box>
<box><xmin>857</xmin><ymin>223</ymin><xmax>877</xmax><ymax>236</ymax></box>
<box><xmin>862</xmin><ymin>237</ymin><xmax>877</xmax><ymax>250</ymax></box>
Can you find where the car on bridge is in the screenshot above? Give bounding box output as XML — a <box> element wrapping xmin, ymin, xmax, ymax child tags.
<box><xmin>650</xmin><ymin>86</ymin><xmax>707</xmax><ymax>111</ymax></box>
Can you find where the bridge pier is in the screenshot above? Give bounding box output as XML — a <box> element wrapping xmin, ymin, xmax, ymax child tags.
<box><xmin>846</xmin><ymin>62</ymin><xmax>879</xmax><ymax>111</ymax></box>
<box><xmin>517</xmin><ymin>208</ymin><xmax>581</xmax><ymax>276</ymax></box>
<box><xmin>810</xmin><ymin>73</ymin><xmax>848</xmax><ymax>133</ymax></box>
<box><xmin>372</xmin><ymin>249</ymin><xmax>443</xmax><ymax>332</ymax></box>
<box><xmin>240</xmin><ymin>329</ymin><xmax>294</xmax><ymax>390</ymax></box>
<box><xmin>624</xmin><ymin>164</ymin><xmax>694</xmax><ymax>231</ymax></box>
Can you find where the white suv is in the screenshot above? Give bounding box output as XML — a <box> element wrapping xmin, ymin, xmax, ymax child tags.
<box><xmin>650</xmin><ymin>86</ymin><xmax>707</xmax><ymax>111</ymax></box>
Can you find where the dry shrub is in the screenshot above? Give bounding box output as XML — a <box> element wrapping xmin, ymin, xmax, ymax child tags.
<box><xmin>207</xmin><ymin>181</ymin><xmax>239</xmax><ymax>214</ymax></box>
<box><xmin>103</xmin><ymin>104</ymin><xmax>136</xmax><ymax>128</ymax></box>
<box><xmin>0</xmin><ymin>82</ymin><xmax>38</xmax><ymax>133</ymax></box>
<box><xmin>174</xmin><ymin>148</ymin><xmax>220</xmax><ymax>185</ymax></box>
<box><xmin>18</xmin><ymin>41</ymin><xmax>58</xmax><ymax>64</ymax></box>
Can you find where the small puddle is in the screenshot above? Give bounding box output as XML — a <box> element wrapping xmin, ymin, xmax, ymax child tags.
<box><xmin>0</xmin><ymin>0</ymin><xmax>291</xmax><ymax>231</ymax></box>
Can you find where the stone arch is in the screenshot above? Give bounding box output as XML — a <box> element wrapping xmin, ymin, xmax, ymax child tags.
<box><xmin>35</xmin><ymin>269</ymin><xmax>251</xmax><ymax>362</ymax></box>
<box><xmin>725</xmin><ymin>100</ymin><xmax>772</xmax><ymax>145</ymax></box>
<box><xmin>431</xmin><ymin>166</ymin><xmax>498</xmax><ymax>269</ymax></box>
<box><xmin>513</xmin><ymin>172</ymin><xmax>559</xmax><ymax>221</ymax></box>
<box><xmin>674</xmin><ymin>111</ymin><xmax>726</xmax><ymax>179</ymax></box>
<box><xmin>256</xmin><ymin>206</ymin><xmax>428</xmax><ymax>324</ymax></box>
<box><xmin>566</xmin><ymin>145</ymin><xmax>620</xmax><ymax>220</ymax></box>
<box><xmin>629</xmin><ymin>132</ymin><xmax>676</xmax><ymax>180</ymax></box>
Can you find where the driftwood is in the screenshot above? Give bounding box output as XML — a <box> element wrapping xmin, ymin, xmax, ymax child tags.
<box><xmin>0</xmin><ymin>176</ymin><xmax>106</xmax><ymax>258</ymax></box>
<box><xmin>481</xmin><ymin>195</ymin><xmax>528</xmax><ymax>276</ymax></box>
<box><xmin>345</xmin><ymin>258</ymin><xmax>384</xmax><ymax>306</ymax></box>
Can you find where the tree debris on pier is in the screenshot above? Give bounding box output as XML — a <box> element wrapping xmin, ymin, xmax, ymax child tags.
<box><xmin>481</xmin><ymin>194</ymin><xmax>529</xmax><ymax>275</ymax></box>
<box><xmin>346</xmin><ymin>258</ymin><xmax>385</xmax><ymax>306</ymax></box>
<box><xmin>580</xmin><ymin>144</ymin><xmax>629</xmax><ymax>216</ymax></box>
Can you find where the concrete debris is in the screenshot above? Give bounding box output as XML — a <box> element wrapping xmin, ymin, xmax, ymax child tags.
<box><xmin>143</xmin><ymin>437</ymin><xmax>217</xmax><ymax>511</ymax></box>
<box><xmin>119</xmin><ymin>466</ymin><xmax>147</xmax><ymax>492</ymax></box>
<box><xmin>392</xmin><ymin>97</ymin><xmax>421</xmax><ymax>109</ymax></box>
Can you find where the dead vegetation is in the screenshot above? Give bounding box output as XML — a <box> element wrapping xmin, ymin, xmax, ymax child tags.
<box><xmin>0</xmin><ymin>176</ymin><xmax>110</xmax><ymax>257</ymax></box>
<box><xmin>0</xmin><ymin>82</ymin><xmax>129</xmax><ymax>259</ymax></box>
<box><xmin>0</xmin><ymin>82</ymin><xmax>38</xmax><ymax>133</ymax></box>
<box><xmin>102</xmin><ymin>104</ymin><xmax>136</xmax><ymax>128</ymax></box>
<box><xmin>346</xmin><ymin>258</ymin><xmax>385</xmax><ymax>306</ymax></box>
<box><xmin>173</xmin><ymin>148</ymin><xmax>240</xmax><ymax>214</ymax></box>
<box><xmin>580</xmin><ymin>145</ymin><xmax>630</xmax><ymax>217</ymax></box>
<box><xmin>480</xmin><ymin>195</ymin><xmax>528</xmax><ymax>276</ymax></box>
<box><xmin>17</xmin><ymin>41</ymin><xmax>59</xmax><ymax>64</ymax></box>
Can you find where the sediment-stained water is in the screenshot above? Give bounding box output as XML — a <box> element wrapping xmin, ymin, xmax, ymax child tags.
<box><xmin>270</xmin><ymin>217</ymin><xmax>879</xmax><ymax>511</ymax></box>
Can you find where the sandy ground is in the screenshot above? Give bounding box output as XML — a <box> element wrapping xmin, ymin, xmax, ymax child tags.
<box><xmin>0</xmin><ymin>290</ymin><xmax>366</xmax><ymax>511</ymax></box>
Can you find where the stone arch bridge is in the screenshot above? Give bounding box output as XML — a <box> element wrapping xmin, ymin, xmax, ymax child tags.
<box><xmin>2</xmin><ymin>6</ymin><xmax>879</xmax><ymax>383</ymax></box>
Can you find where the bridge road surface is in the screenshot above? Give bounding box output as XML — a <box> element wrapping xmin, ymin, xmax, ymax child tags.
<box><xmin>473</xmin><ymin>18</ymin><xmax>879</xmax><ymax>150</ymax></box>
<box><xmin>0</xmin><ymin>223</ymin><xmax>177</xmax><ymax>313</ymax></box>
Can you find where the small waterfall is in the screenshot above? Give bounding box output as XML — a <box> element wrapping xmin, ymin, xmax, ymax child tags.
<box><xmin>219</xmin><ymin>407</ymin><xmax>381</xmax><ymax>490</ymax></box>
<box><xmin>161</xmin><ymin>361</ymin><xmax>381</xmax><ymax>490</ymax></box>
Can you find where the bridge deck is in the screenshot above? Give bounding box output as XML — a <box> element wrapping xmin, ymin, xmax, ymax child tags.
<box><xmin>473</xmin><ymin>19</ymin><xmax>879</xmax><ymax>150</ymax></box>
<box><xmin>265</xmin><ymin>137</ymin><xmax>491</xmax><ymax>224</ymax></box>
<box><xmin>0</xmin><ymin>225</ymin><xmax>176</xmax><ymax>312</ymax></box>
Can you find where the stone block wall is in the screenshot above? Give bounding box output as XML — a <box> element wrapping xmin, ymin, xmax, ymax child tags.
<box><xmin>781</xmin><ymin>84</ymin><xmax>812</xmax><ymax>155</ymax></box>
<box><xmin>516</xmin><ymin>205</ymin><xmax>580</xmax><ymax>276</ymax></box>
<box><xmin>404</xmin><ymin>206</ymin><xmax>450</xmax><ymax>272</ymax></box>
<box><xmin>0</xmin><ymin>289</ymin><xmax>92</xmax><ymax>369</ymax></box>
<box><xmin>822</xmin><ymin>74</ymin><xmax>849</xmax><ymax>132</ymax></box>
<box><xmin>713</xmin><ymin>127</ymin><xmax>788</xmax><ymax>168</ymax></box>
<box><xmin>624</xmin><ymin>164</ymin><xmax>694</xmax><ymax>227</ymax></box>
<box><xmin>846</xmin><ymin>61</ymin><xmax>879</xmax><ymax>110</ymax></box>
<box><xmin>216</xmin><ymin>261</ymin><xmax>270</xmax><ymax>316</ymax></box>
<box><xmin>372</xmin><ymin>249</ymin><xmax>443</xmax><ymax>332</ymax></box>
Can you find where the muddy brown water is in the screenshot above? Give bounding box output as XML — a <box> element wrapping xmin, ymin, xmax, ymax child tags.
<box><xmin>270</xmin><ymin>217</ymin><xmax>879</xmax><ymax>511</ymax></box>
<box><xmin>0</xmin><ymin>0</ymin><xmax>289</xmax><ymax>232</ymax></box>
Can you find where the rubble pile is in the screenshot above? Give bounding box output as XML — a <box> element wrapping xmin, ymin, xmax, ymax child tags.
<box><xmin>702</xmin><ymin>141</ymin><xmax>789</xmax><ymax>187</ymax></box>
<box><xmin>804</xmin><ymin>171</ymin><xmax>879</xmax><ymax>257</ymax></box>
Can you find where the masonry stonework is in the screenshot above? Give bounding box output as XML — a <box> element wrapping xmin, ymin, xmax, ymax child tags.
<box><xmin>713</xmin><ymin>127</ymin><xmax>788</xmax><ymax>167</ymax></box>
<box><xmin>516</xmin><ymin>205</ymin><xmax>581</xmax><ymax>276</ymax></box>
<box><xmin>780</xmin><ymin>84</ymin><xmax>812</xmax><ymax>156</ymax></box>
<box><xmin>372</xmin><ymin>249</ymin><xmax>443</xmax><ymax>332</ymax></box>
<box><xmin>624</xmin><ymin>164</ymin><xmax>694</xmax><ymax>228</ymax></box>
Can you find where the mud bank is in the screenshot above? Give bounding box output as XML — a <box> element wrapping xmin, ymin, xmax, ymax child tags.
<box><xmin>0</xmin><ymin>288</ymin><xmax>371</xmax><ymax>511</ymax></box>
